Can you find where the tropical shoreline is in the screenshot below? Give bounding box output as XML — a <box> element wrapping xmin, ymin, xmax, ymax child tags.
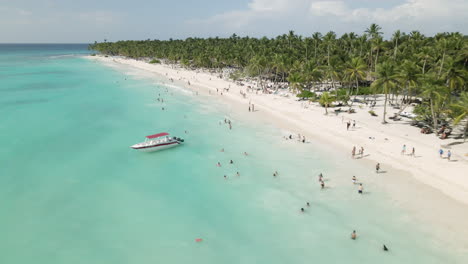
<box><xmin>88</xmin><ymin>55</ymin><xmax>468</xmax><ymax>207</ymax></box>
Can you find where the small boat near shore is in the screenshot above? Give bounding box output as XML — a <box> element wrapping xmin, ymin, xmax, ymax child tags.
<box><xmin>130</xmin><ymin>132</ymin><xmax>184</xmax><ymax>152</ymax></box>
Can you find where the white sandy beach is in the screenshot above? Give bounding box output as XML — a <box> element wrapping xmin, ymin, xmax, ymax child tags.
<box><xmin>88</xmin><ymin>55</ymin><xmax>468</xmax><ymax>207</ymax></box>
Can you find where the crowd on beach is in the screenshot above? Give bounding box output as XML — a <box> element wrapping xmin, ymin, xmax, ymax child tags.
<box><xmin>102</xmin><ymin>55</ymin><xmax>466</xmax><ymax>254</ymax></box>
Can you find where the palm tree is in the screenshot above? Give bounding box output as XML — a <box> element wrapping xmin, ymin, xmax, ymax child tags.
<box><xmin>344</xmin><ymin>57</ymin><xmax>367</xmax><ymax>105</ymax></box>
<box><xmin>451</xmin><ymin>92</ymin><xmax>468</xmax><ymax>141</ymax></box>
<box><xmin>392</xmin><ymin>30</ymin><xmax>402</xmax><ymax>60</ymax></box>
<box><xmin>287</xmin><ymin>72</ymin><xmax>304</xmax><ymax>94</ymax></box>
<box><xmin>365</xmin><ymin>23</ymin><xmax>383</xmax><ymax>39</ymax></box>
<box><xmin>312</xmin><ymin>32</ymin><xmax>322</xmax><ymax>60</ymax></box>
<box><xmin>372</xmin><ymin>62</ymin><xmax>399</xmax><ymax>123</ymax></box>
<box><xmin>319</xmin><ymin>92</ymin><xmax>334</xmax><ymax>115</ymax></box>
<box><xmin>322</xmin><ymin>31</ymin><xmax>336</xmax><ymax>66</ymax></box>
<box><xmin>398</xmin><ymin>60</ymin><xmax>420</xmax><ymax>111</ymax></box>
<box><xmin>442</xmin><ymin>57</ymin><xmax>466</xmax><ymax>93</ymax></box>
<box><xmin>422</xmin><ymin>81</ymin><xmax>446</xmax><ymax>135</ymax></box>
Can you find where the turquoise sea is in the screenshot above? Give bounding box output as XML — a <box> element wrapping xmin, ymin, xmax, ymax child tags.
<box><xmin>0</xmin><ymin>44</ymin><xmax>466</xmax><ymax>263</ymax></box>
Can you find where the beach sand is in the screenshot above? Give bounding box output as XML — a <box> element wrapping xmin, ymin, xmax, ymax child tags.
<box><xmin>89</xmin><ymin>55</ymin><xmax>468</xmax><ymax>206</ymax></box>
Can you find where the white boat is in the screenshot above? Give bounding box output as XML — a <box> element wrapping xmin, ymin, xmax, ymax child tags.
<box><xmin>130</xmin><ymin>132</ymin><xmax>184</xmax><ymax>152</ymax></box>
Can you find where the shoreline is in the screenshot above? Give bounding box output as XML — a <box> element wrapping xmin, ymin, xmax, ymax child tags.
<box><xmin>88</xmin><ymin>55</ymin><xmax>468</xmax><ymax>206</ymax></box>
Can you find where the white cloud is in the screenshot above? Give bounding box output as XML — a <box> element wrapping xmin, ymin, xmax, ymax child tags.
<box><xmin>310</xmin><ymin>0</ymin><xmax>467</xmax><ymax>22</ymax></box>
<box><xmin>78</xmin><ymin>11</ymin><xmax>120</xmax><ymax>24</ymax></box>
<box><xmin>188</xmin><ymin>0</ymin><xmax>468</xmax><ymax>37</ymax></box>
<box><xmin>310</xmin><ymin>1</ymin><xmax>348</xmax><ymax>17</ymax></box>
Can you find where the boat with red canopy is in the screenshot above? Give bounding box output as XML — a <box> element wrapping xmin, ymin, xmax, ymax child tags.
<box><xmin>130</xmin><ymin>132</ymin><xmax>184</xmax><ymax>152</ymax></box>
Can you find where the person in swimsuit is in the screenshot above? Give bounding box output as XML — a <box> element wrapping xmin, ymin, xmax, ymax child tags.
<box><xmin>351</xmin><ymin>230</ymin><xmax>357</xmax><ymax>240</ymax></box>
<box><xmin>376</xmin><ymin>163</ymin><xmax>380</xmax><ymax>173</ymax></box>
<box><xmin>230</xmin><ymin>160</ymin><xmax>234</xmax><ymax>164</ymax></box>
<box><xmin>358</xmin><ymin>184</ymin><xmax>363</xmax><ymax>194</ymax></box>
<box><xmin>217</xmin><ymin>162</ymin><xmax>221</xmax><ymax>167</ymax></box>
<box><xmin>306</xmin><ymin>202</ymin><xmax>310</xmax><ymax>207</ymax></box>
<box><xmin>300</xmin><ymin>208</ymin><xmax>305</xmax><ymax>213</ymax></box>
<box><xmin>320</xmin><ymin>181</ymin><xmax>325</xmax><ymax>189</ymax></box>
<box><xmin>236</xmin><ymin>172</ymin><xmax>240</xmax><ymax>176</ymax></box>
<box><xmin>352</xmin><ymin>176</ymin><xmax>357</xmax><ymax>184</ymax></box>
<box><xmin>383</xmin><ymin>245</ymin><xmax>388</xmax><ymax>251</ymax></box>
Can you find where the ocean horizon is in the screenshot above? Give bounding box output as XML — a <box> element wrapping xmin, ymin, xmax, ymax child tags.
<box><xmin>0</xmin><ymin>44</ymin><xmax>466</xmax><ymax>264</ymax></box>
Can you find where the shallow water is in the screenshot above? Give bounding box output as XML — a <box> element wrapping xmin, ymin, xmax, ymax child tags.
<box><xmin>0</xmin><ymin>44</ymin><xmax>466</xmax><ymax>263</ymax></box>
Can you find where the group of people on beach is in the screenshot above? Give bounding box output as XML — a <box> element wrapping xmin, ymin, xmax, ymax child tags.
<box><xmin>284</xmin><ymin>134</ymin><xmax>306</xmax><ymax>143</ymax></box>
<box><xmin>351</xmin><ymin>146</ymin><xmax>365</xmax><ymax>158</ymax></box>
<box><xmin>438</xmin><ymin>148</ymin><xmax>452</xmax><ymax>161</ymax></box>
<box><xmin>401</xmin><ymin>144</ymin><xmax>416</xmax><ymax>157</ymax></box>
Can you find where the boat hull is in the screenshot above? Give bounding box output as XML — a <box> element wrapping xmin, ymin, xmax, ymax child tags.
<box><xmin>131</xmin><ymin>141</ymin><xmax>182</xmax><ymax>152</ymax></box>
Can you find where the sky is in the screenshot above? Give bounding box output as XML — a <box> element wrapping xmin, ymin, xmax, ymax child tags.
<box><xmin>0</xmin><ymin>0</ymin><xmax>467</xmax><ymax>43</ymax></box>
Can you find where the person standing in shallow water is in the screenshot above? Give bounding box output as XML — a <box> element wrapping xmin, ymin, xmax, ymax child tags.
<box><xmin>358</xmin><ymin>184</ymin><xmax>363</xmax><ymax>194</ymax></box>
<box><xmin>351</xmin><ymin>230</ymin><xmax>357</xmax><ymax>240</ymax></box>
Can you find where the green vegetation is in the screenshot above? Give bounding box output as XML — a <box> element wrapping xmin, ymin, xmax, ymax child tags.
<box><xmin>296</xmin><ymin>90</ymin><xmax>316</xmax><ymax>99</ymax></box>
<box><xmin>149</xmin><ymin>59</ymin><xmax>161</xmax><ymax>64</ymax></box>
<box><xmin>90</xmin><ymin>25</ymin><xmax>467</xmax><ymax>137</ymax></box>
<box><xmin>319</xmin><ymin>92</ymin><xmax>335</xmax><ymax>115</ymax></box>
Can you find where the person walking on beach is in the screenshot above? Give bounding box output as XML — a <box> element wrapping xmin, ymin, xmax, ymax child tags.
<box><xmin>351</xmin><ymin>230</ymin><xmax>357</xmax><ymax>240</ymax></box>
<box><xmin>411</xmin><ymin>147</ymin><xmax>415</xmax><ymax>157</ymax></box>
<box><xmin>352</xmin><ymin>146</ymin><xmax>356</xmax><ymax>158</ymax></box>
<box><xmin>401</xmin><ymin>144</ymin><xmax>406</xmax><ymax>155</ymax></box>
<box><xmin>346</xmin><ymin>121</ymin><xmax>351</xmax><ymax>130</ymax></box>
<box><xmin>439</xmin><ymin>148</ymin><xmax>444</xmax><ymax>158</ymax></box>
<box><xmin>376</xmin><ymin>163</ymin><xmax>380</xmax><ymax>173</ymax></box>
<box><xmin>447</xmin><ymin>150</ymin><xmax>452</xmax><ymax>161</ymax></box>
<box><xmin>352</xmin><ymin>120</ymin><xmax>356</xmax><ymax>128</ymax></box>
<box><xmin>360</xmin><ymin>147</ymin><xmax>364</xmax><ymax>158</ymax></box>
<box><xmin>248</xmin><ymin>105</ymin><xmax>251</xmax><ymax>112</ymax></box>
<box><xmin>358</xmin><ymin>184</ymin><xmax>363</xmax><ymax>194</ymax></box>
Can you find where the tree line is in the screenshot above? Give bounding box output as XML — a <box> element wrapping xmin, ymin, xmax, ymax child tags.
<box><xmin>89</xmin><ymin>24</ymin><xmax>468</xmax><ymax>139</ymax></box>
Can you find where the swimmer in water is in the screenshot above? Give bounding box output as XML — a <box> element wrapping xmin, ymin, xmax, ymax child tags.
<box><xmin>351</xmin><ymin>230</ymin><xmax>357</xmax><ymax>240</ymax></box>
<box><xmin>224</xmin><ymin>175</ymin><xmax>227</xmax><ymax>179</ymax></box>
<box><xmin>383</xmin><ymin>245</ymin><xmax>388</xmax><ymax>251</ymax></box>
<box><xmin>220</xmin><ymin>148</ymin><xmax>224</xmax><ymax>152</ymax></box>
<box><xmin>300</xmin><ymin>208</ymin><xmax>304</xmax><ymax>213</ymax></box>
<box><xmin>217</xmin><ymin>162</ymin><xmax>221</xmax><ymax>167</ymax></box>
<box><xmin>306</xmin><ymin>202</ymin><xmax>310</xmax><ymax>207</ymax></box>
<box><xmin>244</xmin><ymin>152</ymin><xmax>248</xmax><ymax>156</ymax></box>
<box><xmin>318</xmin><ymin>173</ymin><xmax>323</xmax><ymax>182</ymax></box>
<box><xmin>236</xmin><ymin>172</ymin><xmax>240</xmax><ymax>176</ymax></box>
<box><xmin>229</xmin><ymin>160</ymin><xmax>233</xmax><ymax>164</ymax></box>
<box><xmin>320</xmin><ymin>180</ymin><xmax>325</xmax><ymax>189</ymax></box>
